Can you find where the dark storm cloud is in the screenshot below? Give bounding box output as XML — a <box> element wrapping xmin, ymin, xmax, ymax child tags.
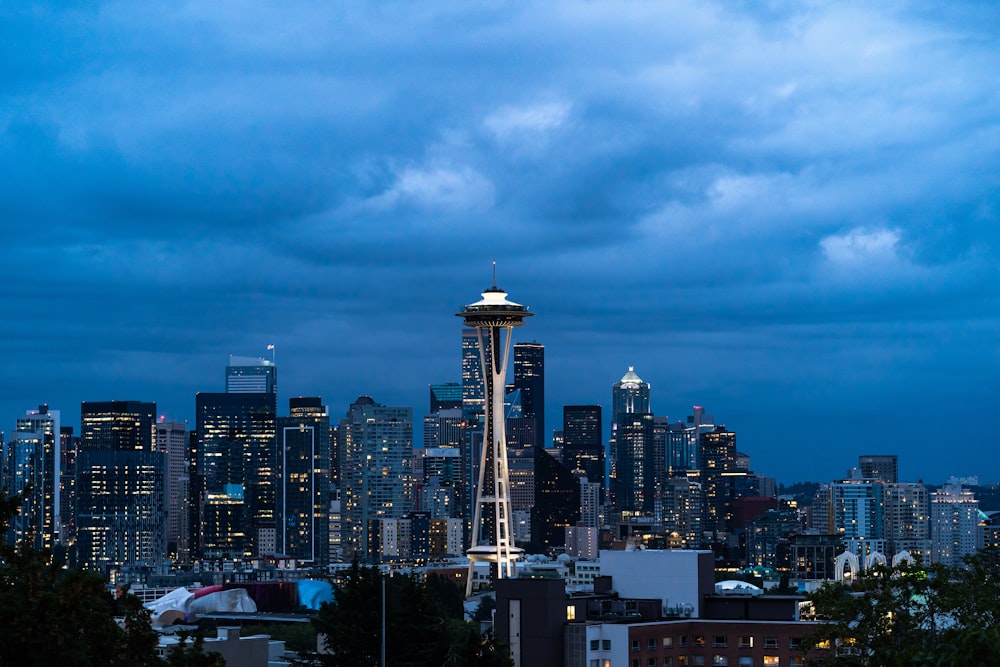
<box><xmin>1</xmin><ymin>1</ymin><xmax>998</xmax><ymax>481</ymax></box>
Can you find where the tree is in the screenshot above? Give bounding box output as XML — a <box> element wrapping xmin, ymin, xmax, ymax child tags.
<box><xmin>0</xmin><ymin>490</ymin><xmax>161</xmax><ymax>666</ymax></box>
<box><xmin>804</xmin><ymin>551</ymin><xmax>1000</xmax><ymax>666</ymax></box>
<box><xmin>313</xmin><ymin>560</ymin><xmax>512</xmax><ymax>667</ymax></box>
<box><xmin>0</xmin><ymin>490</ymin><xmax>226</xmax><ymax>666</ymax></box>
<box><xmin>164</xmin><ymin>632</ymin><xmax>227</xmax><ymax>667</ymax></box>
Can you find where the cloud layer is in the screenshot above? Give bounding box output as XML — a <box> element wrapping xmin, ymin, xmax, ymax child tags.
<box><xmin>2</xmin><ymin>1</ymin><xmax>998</xmax><ymax>482</ymax></box>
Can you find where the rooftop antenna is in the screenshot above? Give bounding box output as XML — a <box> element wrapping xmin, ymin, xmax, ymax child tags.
<box><xmin>492</xmin><ymin>261</ymin><xmax>497</xmax><ymax>288</ymax></box>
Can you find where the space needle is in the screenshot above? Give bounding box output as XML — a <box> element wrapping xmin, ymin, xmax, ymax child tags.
<box><xmin>458</xmin><ymin>264</ymin><xmax>532</xmax><ymax>596</ymax></box>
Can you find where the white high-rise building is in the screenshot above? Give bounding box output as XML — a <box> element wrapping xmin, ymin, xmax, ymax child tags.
<box><xmin>931</xmin><ymin>484</ymin><xmax>980</xmax><ymax>568</ymax></box>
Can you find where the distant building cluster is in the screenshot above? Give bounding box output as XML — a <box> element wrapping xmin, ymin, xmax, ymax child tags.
<box><xmin>2</xmin><ymin>301</ymin><xmax>996</xmax><ymax>592</ymax></box>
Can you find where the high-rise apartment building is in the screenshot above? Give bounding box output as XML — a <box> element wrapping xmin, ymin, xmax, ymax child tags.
<box><xmin>513</xmin><ymin>342</ymin><xmax>544</xmax><ymax>447</ymax></box>
<box><xmin>76</xmin><ymin>400</ymin><xmax>165</xmax><ymax>572</ymax></box>
<box><xmin>885</xmin><ymin>482</ymin><xmax>930</xmax><ymax>561</ymax></box>
<box><xmin>828</xmin><ymin>474</ymin><xmax>886</xmax><ymax>545</ymax></box>
<box><xmin>277</xmin><ymin>397</ymin><xmax>330</xmax><ymax>564</ymax></box>
<box><xmin>338</xmin><ymin>396</ymin><xmax>413</xmax><ymax>560</ymax></box>
<box><xmin>931</xmin><ymin>484</ymin><xmax>979</xmax><ymax>568</ymax></box>
<box><xmin>662</xmin><ymin>476</ymin><xmax>703</xmax><ymax>548</ymax></box>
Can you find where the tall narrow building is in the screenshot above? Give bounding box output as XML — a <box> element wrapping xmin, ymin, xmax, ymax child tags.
<box><xmin>194</xmin><ymin>355</ymin><xmax>277</xmax><ymax>560</ymax></box>
<box><xmin>277</xmin><ymin>397</ymin><xmax>330</xmax><ymax>564</ymax></box>
<box><xmin>610</xmin><ymin>367</ymin><xmax>653</xmax><ymax>516</ymax></box>
<box><xmin>562</xmin><ymin>405</ymin><xmax>603</xmax><ymax>488</ymax></box>
<box><xmin>76</xmin><ymin>400</ymin><xmax>165</xmax><ymax>573</ymax></box>
<box><xmin>338</xmin><ymin>396</ymin><xmax>413</xmax><ymax>561</ymax></box>
<box><xmin>156</xmin><ymin>419</ymin><xmax>188</xmax><ymax>561</ymax></box>
<box><xmin>513</xmin><ymin>342</ymin><xmax>544</xmax><ymax>447</ymax></box>
<box><xmin>699</xmin><ymin>425</ymin><xmax>737</xmax><ymax>536</ymax></box>
<box><xmin>3</xmin><ymin>405</ymin><xmax>62</xmax><ymax>551</ymax></box>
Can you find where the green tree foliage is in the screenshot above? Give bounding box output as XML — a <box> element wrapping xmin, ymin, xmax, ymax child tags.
<box><xmin>0</xmin><ymin>490</ymin><xmax>220</xmax><ymax>666</ymax></box>
<box><xmin>804</xmin><ymin>550</ymin><xmax>1000</xmax><ymax>666</ymax></box>
<box><xmin>163</xmin><ymin>633</ymin><xmax>226</xmax><ymax>667</ymax></box>
<box><xmin>0</xmin><ymin>490</ymin><xmax>161</xmax><ymax>666</ymax></box>
<box><xmin>312</xmin><ymin>560</ymin><xmax>512</xmax><ymax>667</ymax></box>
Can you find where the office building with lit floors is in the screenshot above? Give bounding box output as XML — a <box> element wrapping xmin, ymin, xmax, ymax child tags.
<box><xmin>699</xmin><ymin>425</ymin><xmax>738</xmax><ymax>537</ymax></box>
<box><xmin>277</xmin><ymin>397</ymin><xmax>330</xmax><ymax>564</ymax></box>
<box><xmin>194</xmin><ymin>390</ymin><xmax>277</xmax><ymax>560</ymax></box>
<box><xmin>76</xmin><ymin>400</ymin><xmax>166</xmax><ymax>573</ymax></box>
<box><xmin>3</xmin><ymin>405</ymin><xmax>63</xmax><ymax>552</ymax></box>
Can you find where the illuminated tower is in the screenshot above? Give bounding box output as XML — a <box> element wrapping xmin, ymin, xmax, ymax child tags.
<box><xmin>457</xmin><ymin>271</ymin><xmax>531</xmax><ymax>595</ymax></box>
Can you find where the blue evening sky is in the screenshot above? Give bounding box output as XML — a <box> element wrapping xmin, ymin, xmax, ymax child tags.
<box><xmin>1</xmin><ymin>1</ymin><xmax>997</xmax><ymax>483</ymax></box>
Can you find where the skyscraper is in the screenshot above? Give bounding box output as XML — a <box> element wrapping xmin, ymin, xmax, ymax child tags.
<box><xmin>3</xmin><ymin>405</ymin><xmax>61</xmax><ymax>551</ymax></box>
<box><xmin>531</xmin><ymin>447</ymin><xmax>579</xmax><ymax>552</ymax></box>
<box><xmin>610</xmin><ymin>367</ymin><xmax>653</xmax><ymax>516</ymax></box>
<box><xmin>338</xmin><ymin>396</ymin><xmax>413</xmax><ymax>560</ymax></box>
<box><xmin>156</xmin><ymin>419</ymin><xmax>188</xmax><ymax>561</ymax></box>
<box><xmin>76</xmin><ymin>400</ymin><xmax>165</xmax><ymax>572</ymax></box>
<box><xmin>562</xmin><ymin>405</ymin><xmax>603</xmax><ymax>488</ymax></box>
<box><xmin>457</xmin><ymin>275</ymin><xmax>531</xmax><ymax>595</ymax></box>
<box><xmin>195</xmin><ymin>391</ymin><xmax>276</xmax><ymax>559</ymax></box>
<box><xmin>277</xmin><ymin>397</ymin><xmax>330</xmax><ymax>564</ymax></box>
<box><xmin>461</xmin><ymin>329</ymin><xmax>487</xmax><ymax>423</ymax></box>
<box><xmin>513</xmin><ymin>342</ymin><xmax>544</xmax><ymax>447</ymax></box>
<box><xmin>699</xmin><ymin>425</ymin><xmax>737</xmax><ymax>536</ymax></box>
<box><xmin>194</xmin><ymin>356</ymin><xmax>278</xmax><ymax>560</ymax></box>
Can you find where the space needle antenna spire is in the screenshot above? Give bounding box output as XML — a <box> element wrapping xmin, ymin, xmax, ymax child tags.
<box><xmin>457</xmin><ymin>267</ymin><xmax>532</xmax><ymax>597</ymax></box>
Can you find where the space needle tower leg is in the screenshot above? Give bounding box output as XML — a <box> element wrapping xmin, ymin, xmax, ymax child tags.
<box><xmin>458</xmin><ymin>268</ymin><xmax>532</xmax><ymax>597</ymax></box>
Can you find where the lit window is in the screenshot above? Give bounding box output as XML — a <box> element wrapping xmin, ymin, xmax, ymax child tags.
<box><xmin>738</xmin><ymin>635</ymin><xmax>753</xmax><ymax>648</ymax></box>
<box><xmin>713</xmin><ymin>656</ymin><xmax>728</xmax><ymax>666</ymax></box>
<box><xmin>763</xmin><ymin>657</ymin><xmax>779</xmax><ymax>666</ymax></box>
<box><xmin>567</xmin><ymin>605</ymin><xmax>576</xmax><ymax>621</ymax></box>
<box><xmin>663</xmin><ymin>637</ymin><xmax>673</xmax><ymax>648</ymax></box>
